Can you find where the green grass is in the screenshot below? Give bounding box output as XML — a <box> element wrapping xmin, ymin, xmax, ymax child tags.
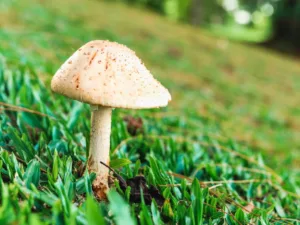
<box><xmin>0</xmin><ymin>0</ymin><xmax>299</xmax><ymax>224</ymax></box>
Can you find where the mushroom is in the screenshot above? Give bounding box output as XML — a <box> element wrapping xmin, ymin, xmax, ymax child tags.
<box><xmin>51</xmin><ymin>40</ymin><xmax>171</xmax><ymax>199</ymax></box>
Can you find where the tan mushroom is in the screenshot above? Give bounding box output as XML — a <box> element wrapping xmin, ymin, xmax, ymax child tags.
<box><xmin>51</xmin><ymin>40</ymin><xmax>171</xmax><ymax>199</ymax></box>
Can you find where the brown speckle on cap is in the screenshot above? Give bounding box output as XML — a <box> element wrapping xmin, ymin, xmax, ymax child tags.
<box><xmin>72</xmin><ymin>74</ymin><xmax>80</xmax><ymax>90</ymax></box>
<box><xmin>89</xmin><ymin>51</ymin><xmax>98</xmax><ymax>65</ymax></box>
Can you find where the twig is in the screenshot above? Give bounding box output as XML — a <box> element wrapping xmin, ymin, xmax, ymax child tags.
<box><xmin>208</xmin><ymin>184</ymin><xmax>223</xmax><ymax>190</ymax></box>
<box><xmin>0</xmin><ymin>102</ymin><xmax>56</xmax><ymax>120</ymax></box>
<box><xmin>100</xmin><ymin>161</ymin><xmax>127</xmax><ymax>187</ymax></box>
<box><xmin>202</xmin><ymin>179</ymin><xmax>269</xmax><ymax>185</ymax></box>
<box><xmin>271</xmin><ymin>217</ymin><xmax>300</xmax><ymax>224</ymax></box>
<box><xmin>269</xmin><ymin>181</ymin><xmax>300</xmax><ymax>199</ymax></box>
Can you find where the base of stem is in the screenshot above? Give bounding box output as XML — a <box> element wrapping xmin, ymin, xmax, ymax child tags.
<box><xmin>92</xmin><ymin>175</ymin><xmax>109</xmax><ymax>200</ymax></box>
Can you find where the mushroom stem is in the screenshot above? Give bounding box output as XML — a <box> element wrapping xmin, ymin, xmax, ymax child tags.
<box><xmin>88</xmin><ymin>105</ymin><xmax>112</xmax><ymax>200</ymax></box>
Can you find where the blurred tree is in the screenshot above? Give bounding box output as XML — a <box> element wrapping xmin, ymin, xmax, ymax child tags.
<box><xmin>163</xmin><ymin>0</ymin><xmax>191</xmax><ymax>22</ymax></box>
<box><xmin>190</xmin><ymin>0</ymin><xmax>203</xmax><ymax>25</ymax></box>
<box><xmin>147</xmin><ymin>0</ymin><xmax>164</xmax><ymax>13</ymax></box>
<box><xmin>190</xmin><ymin>0</ymin><xmax>225</xmax><ymax>25</ymax></box>
<box><xmin>271</xmin><ymin>0</ymin><xmax>300</xmax><ymax>48</ymax></box>
<box><xmin>178</xmin><ymin>0</ymin><xmax>192</xmax><ymax>21</ymax></box>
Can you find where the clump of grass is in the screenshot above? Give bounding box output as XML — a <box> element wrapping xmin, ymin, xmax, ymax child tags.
<box><xmin>0</xmin><ymin>57</ymin><xmax>299</xmax><ymax>224</ymax></box>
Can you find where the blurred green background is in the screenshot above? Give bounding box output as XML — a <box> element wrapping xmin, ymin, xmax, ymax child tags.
<box><xmin>114</xmin><ymin>0</ymin><xmax>300</xmax><ymax>53</ymax></box>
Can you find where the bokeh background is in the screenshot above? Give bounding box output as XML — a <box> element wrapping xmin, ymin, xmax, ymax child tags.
<box><xmin>113</xmin><ymin>0</ymin><xmax>300</xmax><ymax>55</ymax></box>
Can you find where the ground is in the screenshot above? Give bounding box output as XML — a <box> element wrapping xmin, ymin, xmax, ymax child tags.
<box><xmin>0</xmin><ymin>0</ymin><xmax>299</xmax><ymax>224</ymax></box>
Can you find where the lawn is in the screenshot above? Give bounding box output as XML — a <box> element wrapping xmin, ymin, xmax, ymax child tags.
<box><xmin>0</xmin><ymin>0</ymin><xmax>299</xmax><ymax>224</ymax></box>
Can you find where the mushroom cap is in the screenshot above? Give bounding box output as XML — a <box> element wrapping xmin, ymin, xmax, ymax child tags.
<box><xmin>51</xmin><ymin>40</ymin><xmax>171</xmax><ymax>109</ymax></box>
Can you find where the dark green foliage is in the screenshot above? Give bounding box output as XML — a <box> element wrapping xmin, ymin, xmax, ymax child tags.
<box><xmin>85</xmin><ymin>196</ymin><xmax>106</xmax><ymax>225</ymax></box>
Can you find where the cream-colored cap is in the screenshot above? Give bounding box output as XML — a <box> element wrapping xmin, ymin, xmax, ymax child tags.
<box><xmin>51</xmin><ymin>40</ymin><xmax>171</xmax><ymax>109</ymax></box>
